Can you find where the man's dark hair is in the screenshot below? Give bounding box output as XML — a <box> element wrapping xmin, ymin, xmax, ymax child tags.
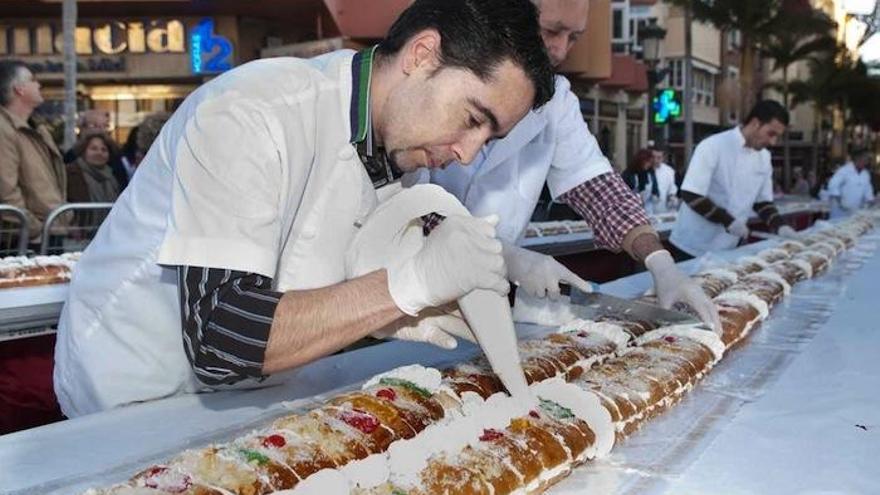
<box><xmin>0</xmin><ymin>60</ymin><xmax>30</xmax><ymax>107</ymax></box>
<box><xmin>376</xmin><ymin>0</ymin><xmax>555</xmax><ymax>109</ymax></box>
<box><xmin>743</xmin><ymin>99</ymin><xmax>790</xmax><ymax>126</ymax></box>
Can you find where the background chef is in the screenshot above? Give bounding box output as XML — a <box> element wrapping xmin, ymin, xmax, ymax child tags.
<box><xmin>54</xmin><ymin>0</ymin><xmax>555</xmax><ymax>417</ymax></box>
<box><xmin>669</xmin><ymin>100</ymin><xmax>798</xmax><ymax>261</ymax></box>
<box><xmin>406</xmin><ymin>0</ymin><xmax>721</xmax><ymax>331</ymax></box>
<box><xmin>827</xmin><ymin>148</ymin><xmax>876</xmax><ymax>219</ymax></box>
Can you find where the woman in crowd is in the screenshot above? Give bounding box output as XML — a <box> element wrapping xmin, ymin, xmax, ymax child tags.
<box><xmin>622</xmin><ymin>148</ymin><xmax>659</xmax><ymax>214</ymax></box>
<box><xmin>67</xmin><ymin>131</ymin><xmax>120</xmax><ymax>204</ymax></box>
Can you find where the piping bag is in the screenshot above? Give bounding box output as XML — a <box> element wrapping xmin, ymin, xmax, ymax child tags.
<box><xmin>345</xmin><ymin>185</ymin><xmax>532</xmax><ymax>401</ymax></box>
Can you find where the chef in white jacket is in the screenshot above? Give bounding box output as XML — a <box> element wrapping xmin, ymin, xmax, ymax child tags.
<box><xmin>827</xmin><ymin>148</ymin><xmax>875</xmax><ymax>219</ymax></box>
<box><xmin>669</xmin><ymin>100</ymin><xmax>798</xmax><ymax>260</ymax></box>
<box><xmin>53</xmin><ymin>0</ymin><xmax>556</xmax><ymax>417</ymax></box>
<box><xmin>405</xmin><ymin>0</ymin><xmax>721</xmax><ymax>332</ymax></box>
<box><xmin>651</xmin><ymin>147</ymin><xmax>679</xmax><ymax>214</ymax></box>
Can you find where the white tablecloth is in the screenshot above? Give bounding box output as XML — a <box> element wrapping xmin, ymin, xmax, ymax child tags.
<box><xmin>2</xmin><ymin>232</ymin><xmax>878</xmax><ymax>494</ymax></box>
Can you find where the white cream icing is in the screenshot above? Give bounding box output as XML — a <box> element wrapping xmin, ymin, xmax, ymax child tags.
<box><xmin>633</xmin><ymin>324</ymin><xmax>725</xmax><ymax>362</ymax></box>
<box><xmin>531</xmin><ymin>377</ymin><xmax>616</xmax><ymax>458</ymax></box>
<box><xmin>697</xmin><ymin>268</ymin><xmax>739</xmax><ymax>285</ymax></box>
<box><xmin>558</xmin><ymin>319</ymin><xmax>631</xmax><ymax>349</ymax></box>
<box><xmin>714</xmin><ymin>290</ymin><xmax>770</xmax><ymax>319</ymax></box>
<box><xmin>748</xmin><ymin>270</ymin><xmax>792</xmax><ymax>296</ymax></box>
<box><xmin>362</xmin><ymin>364</ymin><xmax>442</xmax><ymax>396</ymax></box>
<box><xmin>786</xmin><ymin>258</ymin><xmax>814</xmax><ymax>279</ymax></box>
<box><xmin>738</xmin><ymin>256</ymin><xmax>770</xmax><ymax>268</ymax></box>
<box><xmin>757</xmin><ymin>247</ymin><xmax>791</xmax><ymax>262</ymax></box>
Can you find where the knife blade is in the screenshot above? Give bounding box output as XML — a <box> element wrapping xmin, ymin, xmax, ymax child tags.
<box><xmin>560</xmin><ymin>284</ymin><xmax>703</xmax><ymax>327</ymax></box>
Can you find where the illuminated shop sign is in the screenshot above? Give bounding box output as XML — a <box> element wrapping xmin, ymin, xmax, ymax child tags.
<box><xmin>189</xmin><ymin>18</ymin><xmax>233</xmax><ymax>74</ymax></box>
<box><xmin>0</xmin><ymin>20</ymin><xmax>186</xmax><ymax>56</ymax></box>
<box><xmin>652</xmin><ymin>89</ymin><xmax>682</xmax><ymax>124</ymax></box>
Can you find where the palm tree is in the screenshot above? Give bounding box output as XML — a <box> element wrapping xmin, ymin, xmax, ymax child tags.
<box><xmin>762</xmin><ymin>11</ymin><xmax>836</xmax><ymax>189</ymax></box>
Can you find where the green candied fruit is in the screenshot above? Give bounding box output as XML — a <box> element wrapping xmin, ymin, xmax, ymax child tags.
<box><xmin>538</xmin><ymin>397</ymin><xmax>575</xmax><ymax>420</ymax></box>
<box><xmin>238</xmin><ymin>448</ymin><xmax>270</xmax><ymax>466</ymax></box>
<box><xmin>391</xmin><ymin>489</ymin><xmax>408</xmax><ymax>495</ymax></box>
<box><xmin>378</xmin><ymin>377</ymin><xmax>431</xmax><ymax>398</ymax></box>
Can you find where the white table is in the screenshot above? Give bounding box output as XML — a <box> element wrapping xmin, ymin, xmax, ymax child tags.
<box><xmin>2</xmin><ymin>231</ymin><xmax>877</xmax><ymax>494</ymax></box>
<box><xmin>0</xmin><ymin>284</ymin><xmax>67</xmax><ymax>341</ymax></box>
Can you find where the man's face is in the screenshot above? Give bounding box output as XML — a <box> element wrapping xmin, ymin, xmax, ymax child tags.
<box><xmin>81</xmin><ymin>110</ymin><xmax>110</xmax><ymax>132</ymax></box>
<box><xmin>13</xmin><ymin>68</ymin><xmax>43</xmax><ymax>107</ymax></box>
<box><xmin>379</xmin><ymin>59</ymin><xmax>535</xmax><ymax>172</ymax></box>
<box><xmin>746</xmin><ymin>119</ymin><xmax>786</xmax><ymax>150</ymax></box>
<box><xmin>537</xmin><ymin>0</ymin><xmax>589</xmax><ymax>67</ymax></box>
<box><xmin>651</xmin><ymin>150</ymin><xmax>664</xmax><ymax>167</ymax></box>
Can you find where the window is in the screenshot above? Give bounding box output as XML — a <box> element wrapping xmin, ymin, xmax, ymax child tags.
<box><xmin>727</xmin><ymin>30</ymin><xmax>741</xmax><ymax>50</ymax></box>
<box><xmin>612</xmin><ymin>9</ymin><xmax>625</xmax><ymax>41</ymax></box>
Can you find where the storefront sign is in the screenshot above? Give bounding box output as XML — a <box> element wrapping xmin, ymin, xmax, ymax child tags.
<box><xmin>0</xmin><ymin>20</ymin><xmax>185</xmax><ymax>56</ymax></box>
<box><xmin>189</xmin><ymin>18</ymin><xmax>233</xmax><ymax>74</ymax></box>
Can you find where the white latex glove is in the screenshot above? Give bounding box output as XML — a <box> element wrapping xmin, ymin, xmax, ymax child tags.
<box><xmin>645</xmin><ymin>250</ymin><xmax>723</xmax><ymax>336</ymax></box>
<box><xmin>502</xmin><ymin>242</ymin><xmax>595</xmax><ymax>299</ymax></box>
<box><xmin>373</xmin><ymin>305</ymin><xmax>475</xmax><ymax>350</ymax></box>
<box><xmin>776</xmin><ymin>225</ymin><xmax>798</xmax><ymax>239</ymax></box>
<box><xmin>726</xmin><ymin>217</ymin><xmax>750</xmax><ymax>239</ymax></box>
<box><xmin>387</xmin><ymin>214</ymin><xmax>508</xmax><ymax>316</ymax></box>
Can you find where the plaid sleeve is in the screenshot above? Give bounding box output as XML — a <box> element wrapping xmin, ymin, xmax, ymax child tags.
<box><xmin>558</xmin><ymin>172</ymin><xmax>651</xmax><ymax>251</ymax></box>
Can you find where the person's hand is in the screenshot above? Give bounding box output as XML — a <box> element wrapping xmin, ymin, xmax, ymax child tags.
<box><xmin>726</xmin><ymin>217</ymin><xmax>750</xmax><ymax>239</ymax></box>
<box><xmin>373</xmin><ymin>304</ymin><xmax>474</xmax><ymax>349</ymax></box>
<box><xmin>502</xmin><ymin>242</ymin><xmax>595</xmax><ymax>299</ymax></box>
<box><xmin>776</xmin><ymin>225</ymin><xmax>798</xmax><ymax>239</ymax></box>
<box><xmin>387</xmin><ymin>214</ymin><xmax>508</xmax><ymax>316</ymax></box>
<box><xmin>645</xmin><ymin>250</ymin><xmax>723</xmax><ymax>336</ymax></box>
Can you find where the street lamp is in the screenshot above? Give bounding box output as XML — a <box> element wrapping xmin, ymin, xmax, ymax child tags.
<box><xmin>639</xmin><ymin>20</ymin><xmax>667</xmax><ymax>145</ymax></box>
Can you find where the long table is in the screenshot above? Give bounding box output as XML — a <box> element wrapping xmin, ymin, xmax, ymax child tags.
<box><xmin>2</xmin><ymin>228</ymin><xmax>878</xmax><ymax>494</ymax></box>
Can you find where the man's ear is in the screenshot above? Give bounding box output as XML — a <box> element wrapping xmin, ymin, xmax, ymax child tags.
<box><xmin>401</xmin><ymin>28</ymin><xmax>442</xmax><ymax>76</ymax></box>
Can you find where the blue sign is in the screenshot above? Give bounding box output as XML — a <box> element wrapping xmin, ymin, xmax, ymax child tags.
<box><xmin>190</xmin><ymin>18</ymin><xmax>233</xmax><ymax>74</ymax></box>
<box><xmin>653</xmin><ymin>89</ymin><xmax>682</xmax><ymax>124</ymax></box>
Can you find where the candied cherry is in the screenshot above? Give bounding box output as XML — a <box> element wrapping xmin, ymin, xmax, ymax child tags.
<box><xmin>261</xmin><ymin>434</ymin><xmax>286</xmax><ymax>448</ymax></box>
<box><xmin>340</xmin><ymin>409</ymin><xmax>380</xmax><ymax>434</ymax></box>
<box><xmin>528</xmin><ymin>410</ymin><xmax>541</xmax><ymax>419</ymax></box>
<box><xmin>664</xmin><ymin>336</ymin><xmax>676</xmax><ymax>343</ymax></box>
<box><xmin>376</xmin><ymin>388</ymin><xmax>397</xmax><ymax>401</ymax></box>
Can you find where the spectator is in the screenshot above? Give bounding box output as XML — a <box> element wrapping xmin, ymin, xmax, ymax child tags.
<box><xmin>622</xmin><ymin>148</ymin><xmax>659</xmax><ymax>214</ymax></box>
<box><xmin>67</xmin><ymin>131</ymin><xmax>120</xmax><ymax>203</ymax></box>
<box><xmin>135</xmin><ymin>112</ymin><xmax>170</xmax><ymax>159</ymax></box>
<box><xmin>119</xmin><ymin>125</ymin><xmax>140</xmax><ymax>181</ymax></box>
<box><xmin>0</xmin><ymin>60</ymin><xmax>66</xmax><ymax>241</ymax></box>
<box><xmin>791</xmin><ymin>167</ymin><xmax>811</xmax><ymax>196</ymax></box>
<box><xmin>63</xmin><ymin>109</ymin><xmax>131</xmax><ymax>192</ymax></box>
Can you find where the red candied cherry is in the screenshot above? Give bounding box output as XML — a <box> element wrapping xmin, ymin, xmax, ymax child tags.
<box><xmin>577</xmin><ymin>331</ymin><xmax>589</xmax><ymax>338</ymax></box>
<box><xmin>340</xmin><ymin>409</ymin><xmax>380</xmax><ymax>434</ymax></box>
<box><xmin>143</xmin><ymin>466</ymin><xmax>192</xmax><ymax>492</ymax></box>
<box><xmin>528</xmin><ymin>410</ymin><xmax>541</xmax><ymax>419</ymax></box>
<box><xmin>479</xmin><ymin>428</ymin><xmax>505</xmax><ymax>442</ymax></box>
<box><xmin>376</xmin><ymin>388</ymin><xmax>397</xmax><ymax>401</ymax></box>
<box><xmin>261</xmin><ymin>434</ymin><xmax>287</xmax><ymax>448</ymax></box>
<box><xmin>664</xmin><ymin>335</ymin><xmax>676</xmax><ymax>343</ymax></box>
<box><xmin>143</xmin><ymin>466</ymin><xmax>168</xmax><ymax>478</ymax></box>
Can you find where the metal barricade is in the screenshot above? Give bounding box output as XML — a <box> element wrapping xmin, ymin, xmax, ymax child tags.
<box><xmin>0</xmin><ymin>205</ymin><xmax>29</xmax><ymax>256</ymax></box>
<box><xmin>40</xmin><ymin>203</ymin><xmax>113</xmax><ymax>255</ymax></box>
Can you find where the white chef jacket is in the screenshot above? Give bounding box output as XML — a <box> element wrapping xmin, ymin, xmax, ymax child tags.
<box><xmin>827</xmin><ymin>162</ymin><xmax>875</xmax><ymax>217</ymax></box>
<box><xmin>403</xmin><ymin>75</ymin><xmax>613</xmax><ymax>244</ymax></box>
<box><xmin>54</xmin><ymin>50</ymin><xmax>380</xmax><ymax>416</ymax></box>
<box><xmin>670</xmin><ymin>127</ymin><xmax>774</xmax><ymax>257</ymax></box>
<box><xmin>652</xmin><ymin>162</ymin><xmax>678</xmax><ymax>213</ymax></box>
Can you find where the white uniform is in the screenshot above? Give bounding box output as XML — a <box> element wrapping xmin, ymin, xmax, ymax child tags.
<box><xmin>54</xmin><ymin>50</ymin><xmax>380</xmax><ymax>417</ymax></box>
<box><xmin>403</xmin><ymin>76</ymin><xmax>612</xmax><ymax>244</ymax></box>
<box><xmin>827</xmin><ymin>162</ymin><xmax>874</xmax><ymax>218</ymax></box>
<box><xmin>670</xmin><ymin>127</ymin><xmax>774</xmax><ymax>257</ymax></box>
<box><xmin>652</xmin><ymin>162</ymin><xmax>678</xmax><ymax>213</ymax></box>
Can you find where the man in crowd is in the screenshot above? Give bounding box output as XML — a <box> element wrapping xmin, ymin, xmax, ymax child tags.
<box><xmin>0</xmin><ymin>60</ymin><xmax>66</xmax><ymax>242</ymax></box>
<box><xmin>827</xmin><ymin>148</ymin><xmax>876</xmax><ymax>218</ymax></box>
<box><xmin>669</xmin><ymin>100</ymin><xmax>798</xmax><ymax>260</ymax></box>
